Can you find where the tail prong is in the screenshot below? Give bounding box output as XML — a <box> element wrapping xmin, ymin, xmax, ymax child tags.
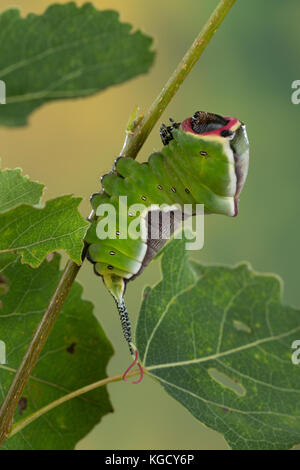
<box><xmin>115</xmin><ymin>298</ymin><xmax>143</xmax><ymax>384</ymax></box>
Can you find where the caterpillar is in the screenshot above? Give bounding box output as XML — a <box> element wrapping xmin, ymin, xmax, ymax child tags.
<box><xmin>85</xmin><ymin>111</ymin><xmax>249</xmax><ymax>381</ymax></box>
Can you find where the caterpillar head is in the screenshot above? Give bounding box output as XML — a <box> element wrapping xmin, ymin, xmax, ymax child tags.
<box><xmin>162</xmin><ymin>111</ymin><xmax>249</xmax><ymax>217</ymax></box>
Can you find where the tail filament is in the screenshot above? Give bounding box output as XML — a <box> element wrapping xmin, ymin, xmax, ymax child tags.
<box><xmin>115</xmin><ymin>298</ymin><xmax>143</xmax><ymax>384</ymax></box>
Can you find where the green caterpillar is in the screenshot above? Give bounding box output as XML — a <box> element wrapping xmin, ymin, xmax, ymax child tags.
<box><xmin>85</xmin><ymin>111</ymin><xmax>249</xmax><ymax>375</ymax></box>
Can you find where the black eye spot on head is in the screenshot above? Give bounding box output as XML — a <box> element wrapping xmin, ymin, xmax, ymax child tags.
<box><xmin>116</xmin><ymin>231</ymin><xmax>120</xmax><ymax>236</ymax></box>
<box><xmin>157</xmin><ymin>185</ymin><xmax>163</xmax><ymax>190</ymax></box>
<box><xmin>141</xmin><ymin>196</ymin><xmax>147</xmax><ymax>201</ymax></box>
<box><xmin>185</xmin><ymin>188</ymin><xmax>190</xmax><ymax>194</ymax></box>
<box><xmin>107</xmin><ymin>265</ymin><xmax>114</xmax><ymax>270</ymax></box>
<box><xmin>220</xmin><ymin>129</ymin><xmax>234</xmax><ymax>138</ymax></box>
<box><xmin>200</xmin><ymin>151</ymin><xmax>208</xmax><ymax>157</ymax></box>
<box><xmin>171</xmin><ymin>187</ymin><xmax>176</xmax><ymax>193</ymax></box>
<box><xmin>192</xmin><ymin>111</ymin><xmax>228</xmax><ymax>134</ymax></box>
<box><xmin>109</xmin><ymin>251</ymin><xmax>115</xmax><ymax>255</ymax></box>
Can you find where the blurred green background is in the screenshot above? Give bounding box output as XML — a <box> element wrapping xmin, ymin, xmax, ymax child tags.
<box><xmin>1</xmin><ymin>0</ymin><xmax>300</xmax><ymax>450</ymax></box>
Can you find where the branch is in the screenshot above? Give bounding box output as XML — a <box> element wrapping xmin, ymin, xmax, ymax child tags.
<box><xmin>0</xmin><ymin>259</ymin><xmax>82</xmax><ymax>444</ymax></box>
<box><xmin>9</xmin><ymin>369</ymin><xmax>143</xmax><ymax>439</ymax></box>
<box><xmin>121</xmin><ymin>0</ymin><xmax>238</xmax><ymax>160</ymax></box>
<box><xmin>0</xmin><ymin>0</ymin><xmax>238</xmax><ymax>445</ymax></box>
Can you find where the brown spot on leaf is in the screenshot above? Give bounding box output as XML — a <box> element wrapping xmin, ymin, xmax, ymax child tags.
<box><xmin>18</xmin><ymin>397</ymin><xmax>28</xmax><ymax>415</ymax></box>
<box><xmin>66</xmin><ymin>342</ymin><xmax>76</xmax><ymax>354</ymax></box>
<box><xmin>0</xmin><ymin>274</ymin><xmax>9</xmax><ymax>295</ymax></box>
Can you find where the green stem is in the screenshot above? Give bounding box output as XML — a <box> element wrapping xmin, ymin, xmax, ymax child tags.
<box><xmin>9</xmin><ymin>370</ymin><xmax>143</xmax><ymax>439</ymax></box>
<box><xmin>0</xmin><ymin>0</ymin><xmax>238</xmax><ymax>445</ymax></box>
<box><xmin>121</xmin><ymin>0</ymin><xmax>238</xmax><ymax>159</ymax></box>
<box><xmin>0</xmin><ymin>259</ymin><xmax>81</xmax><ymax>444</ymax></box>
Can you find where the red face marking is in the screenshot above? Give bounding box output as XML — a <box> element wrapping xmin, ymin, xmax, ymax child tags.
<box><xmin>181</xmin><ymin>116</ymin><xmax>239</xmax><ymax>137</ymax></box>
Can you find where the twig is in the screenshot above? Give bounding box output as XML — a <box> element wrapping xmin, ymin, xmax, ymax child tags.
<box><xmin>0</xmin><ymin>259</ymin><xmax>82</xmax><ymax>444</ymax></box>
<box><xmin>121</xmin><ymin>0</ymin><xmax>238</xmax><ymax>160</ymax></box>
<box><xmin>9</xmin><ymin>369</ymin><xmax>143</xmax><ymax>439</ymax></box>
<box><xmin>0</xmin><ymin>0</ymin><xmax>238</xmax><ymax>445</ymax></box>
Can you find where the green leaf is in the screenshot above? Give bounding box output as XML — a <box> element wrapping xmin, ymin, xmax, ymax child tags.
<box><xmin>136</xmin><ymin>237</ymin><xmax>300</xmax><ymax>450</ymax></box>
<box><xmin>0</xmin><ymin>164</ymin><xmax>88</xmax><ymax>269</ymax></box>
<box><xmin>0</xmin><ymin>3</ymin><xmax>155</xmax><ymax>126</ymax></box>
<box><xmin>0</xmin><ymin>253</ymin><xmax>113</xmax><ymax>450</ymax></box>
<box><xmin>0</xmin><ymin>195</ymin><xmax>89</xmax><ymax>267</ymax></box>
<box><xmin>0</xmin><ymin>163</ymin><xmax>45</xmax><ymax>273</ymax></box>
<box><xmin>0</xmin><ymin>161</ymin><xmax>44</xmax><ymax>212</ymax></box>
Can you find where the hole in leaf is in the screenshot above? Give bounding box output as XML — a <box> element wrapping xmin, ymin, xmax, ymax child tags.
<box><xmin>46</xmin><ymin>253</ymin><xmax>55</xmax><ymax>262</ymax></box>
<box><xmin>208</xmin><ymin>368</ymin><xmax>246</xmax><ymax>396</ymax></box>
<box><xmin>233</xmin><ymin>320</ymin><xmax>251</xmax><ymax>333</ymax></box>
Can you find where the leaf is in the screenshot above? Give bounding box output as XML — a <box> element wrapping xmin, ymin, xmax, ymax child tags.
<box><xmin>0</xmin><ymin>253</ymin><xmax>113</xmax><ymax>450</ymax></box>
<box><xmin>0</xmin><ymin>163</ymin><xmax>44</xmax><ymax>273</ymax></box>
<box><xmin>136</xmin><ymin>237</ymin><xmax>300</xmax><ymax>450</ymax></box>
<box><xmin>0</xmin><ymin>164</ymin><xmax>88</xmax><ymax>268</ymax></box>
<box><xmin>0</xmin><ymin>195</ymin><xmax>89</xmax><ymax>267</ymax></box>
<box><xmin>0</xmin><ymin>161</ymin><xmax>44</xmax><ymax>213</ymax></box>
<box><xmin>0</xmin><ymin>3</ymin><xmax>155</xmax><ymax>126</ymax></box>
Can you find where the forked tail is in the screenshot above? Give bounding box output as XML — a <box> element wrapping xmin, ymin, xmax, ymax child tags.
<box><xmin>114</xmin><ymin>298</ymin><xmax>144</xmax><ymax>384</ymax></box>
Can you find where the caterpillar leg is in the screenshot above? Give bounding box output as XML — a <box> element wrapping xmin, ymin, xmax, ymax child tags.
<box><xmin>160</xmin><ymin>118</ymin><xmax>181</xmax><ymax>145</ymax></box>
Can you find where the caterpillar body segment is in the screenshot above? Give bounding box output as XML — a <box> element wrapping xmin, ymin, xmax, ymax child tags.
<box><xmin>85</xmin><ymin>111</ymin><xmax>250</xmax><ymax>368</ymax></box>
